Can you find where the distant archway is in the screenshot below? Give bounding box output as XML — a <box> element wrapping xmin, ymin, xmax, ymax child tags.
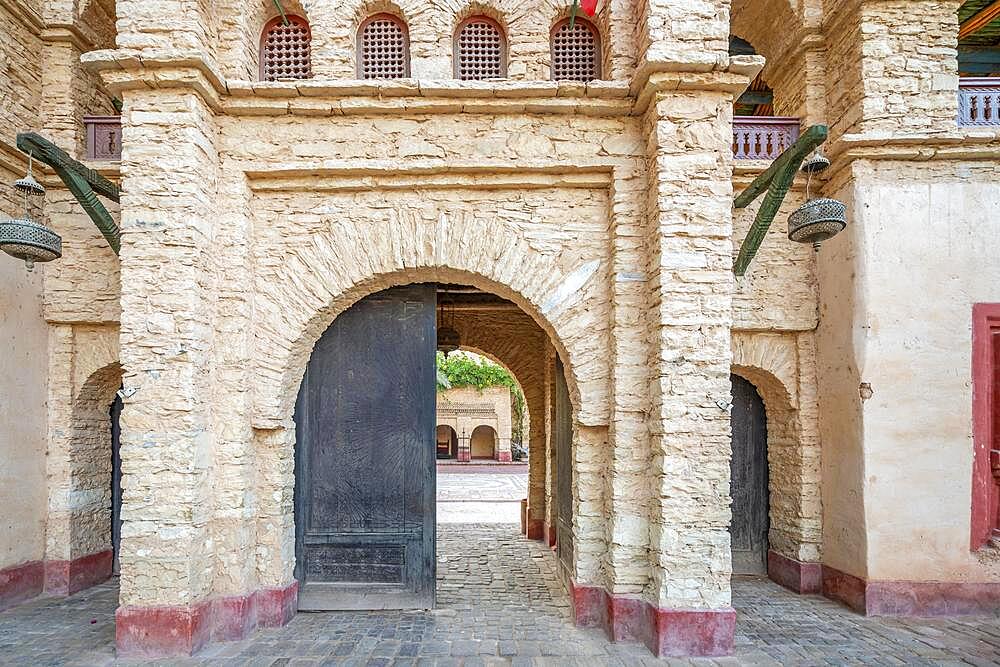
<box><xmin>437</xmin><ymin>424</ymin><xmax>458</xmax><ymax>459</ymax></box>
<box><xmin>470</xmin><ymin>424</ymin><xmax>498</xmax><ymax>459</ymax></box>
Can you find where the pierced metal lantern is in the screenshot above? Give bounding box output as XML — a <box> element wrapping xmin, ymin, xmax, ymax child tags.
<box><xmin>788</xmin><ymin>197</ymin><xmax>847</xmax><ymax>251</ymax></box>
<box><xmin>800</xmin><ymin>149</ymin><xmax>831</xmax><ymax>174</ymax></box>
<box><xmin>0</xmin><ymin>217</ymin><xmax>62</xmax><ymax>271</ymax></box>
<box><xmin>0</xmin><ymin>153</ymin><xmax>60</xmax><ymax>271</ymax></box>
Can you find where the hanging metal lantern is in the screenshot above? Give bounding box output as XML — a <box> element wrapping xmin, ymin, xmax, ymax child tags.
<box><xmin>788</xmin><ymin>198</ymin><xmax>847</xmax><ymax>251</ymax></box>
<box><xmin>0</xmin><ymin>217</ymin><xmax>62</xmax><ymax>270</ymax></box>
<box><xmin>800</xmin><ymin>149</ymin><xmax>831</xmax><ymax>174</ymax></box>
<box><xmin>437</xmin><ymin>299</ymin><xmax>461</xmax><ymax>354</ymax></box>
<box><xmin>787</xmin><ymin>147</ymin><xmax>846</xmax><ymax>252</ymax></box>
<box><xmin>437</xmin><ymin>324</ymin><xmax>461</xmax><ymax>354</ymax></box>
<box><xmin>0</xmin><ymin>152</ymin><xmax>60</xmax><ymax>272</ymax></box>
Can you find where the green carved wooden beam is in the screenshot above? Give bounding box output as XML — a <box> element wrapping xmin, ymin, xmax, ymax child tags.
<box><xmin>732</xmin><ymin>124</ymin><xmax>828</xmax><ymax>277</ymax></box>
<box><xmin>272</xmin><ymin>0</ymin><xmax>290</xmax><ymax>25</ymax></box>
<box><xmin>17</xmin><ymin>132</ymin><xmax>121</xmax><ymax>255</ymax></box>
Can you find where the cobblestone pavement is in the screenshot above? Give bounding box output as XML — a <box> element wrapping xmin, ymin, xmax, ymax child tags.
<box><xmin>2</xmin><ymin>525</ymin><xmax>1000</xmax><ymax>666</ymax></box>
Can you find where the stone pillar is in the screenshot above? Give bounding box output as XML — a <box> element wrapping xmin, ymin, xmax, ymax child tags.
<box><xmin>113</xmin><ymin>89</ymin><xmax>220</xmax><ymax>657</ymax></box>
<box><xmin>525</xmin><ymin>382</ymin><xmax>546</xmax><ymax>539</ymax></box>
<box><xmin>640</xmin><ymin>85</ymin><xmax>738</xmax><ymax>657</ymax></box>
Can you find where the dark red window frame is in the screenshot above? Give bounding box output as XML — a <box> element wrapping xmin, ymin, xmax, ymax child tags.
<box><xmin>971</xmin><ymin>303</ymin><xmax>1000</xmax><ymax>549</ymax></box>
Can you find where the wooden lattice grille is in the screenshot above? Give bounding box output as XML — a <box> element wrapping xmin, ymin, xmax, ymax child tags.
<box><xmin>455</xmin><ymin>18</ymin><xmax>506</xmax><ymax>80</ymax></box>
<box><xmin>551</xmin><ymin>19</ymin><xmax>600</xmax><ymax>82</ymax></box>
<box><xmin>260</xmin><ymin>16</ymin><xmax>312</xmax><ymax>81</ymax></box>
<box><xmin>359</xmin><ymin>14</ymin><xmax>410</xmax><ymax>78</ymax></box>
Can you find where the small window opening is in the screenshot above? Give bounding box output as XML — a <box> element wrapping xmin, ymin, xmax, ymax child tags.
<box><xmin>260</xmin><ymin>15</ymin><xmax>312</xmax><ymax>81</ymax></box>
<box><xmin>454</xmin><ymin>17</ymin><xmax>507</xmax><ymax>80</ymax></box>
<box><xmin>551</xmin><ymin>18</ymin><xmax>601</xmax><ymax>82</ymax></box>
<box><xmin>358</xmin><ymin>14</ymin><xmax>410</xmax><ymax>78</ymax></box>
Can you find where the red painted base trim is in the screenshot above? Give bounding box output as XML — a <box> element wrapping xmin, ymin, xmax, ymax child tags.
<box><xmin>0</xmin><ymin>560</ymin><xmax>44</xmax><ymax>611</ymax></box>
<box><xmin>767</xmin><ymin>550</ymin><xmax>821</xmax><ymax>594</ymax></box>
<box><xmin>496</xmin><ymin>451</ymin><xmax>512</xmax><ymax>462</ymax></box>
<box><xmin>45</xmin><ymin>549</ymin><xmax>114</xmax><ymax>596</ymax></box>
<box><xmin>821</xmin><ymin>565</ymin><xmax>867</xmax><ymax>613</ymax></box>
<box><xmin>543</xmin><ymin>522</ymin><xmax>556</xmax><ymax>547</ymax></box>
<box><xmin>823</xmin><ymin>566</ymin><xmax>1000</xmax><ymax>616</ymax></box>
<box><xmin>570</xmin><ymin>581</ymin><xmax>735</xmax><ymax>657</ymax></box>
<box><xmin>525</xmin><ymin>518</ymin><xmax>544</xmax><ymax>540</ymax></box>
<box><xmin>116</xmin><ymin>580</ymin><xmax>298</xmax><ymax>658</ymax></box>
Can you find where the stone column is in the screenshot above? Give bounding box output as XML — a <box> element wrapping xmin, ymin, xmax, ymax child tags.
<box><xmin>113</xmin><ymin>88</ymin><xmax>221</xmax><ymax>657</ymax></box>
<box><xmin>641</xmin><ymin>84</ymin><xmax>739</xmax><ymax>657</ymax></box>
<box><xmin>525</xmin><ymin>382</ymin><xmax>546</xmax><ymax>539</ymax></box>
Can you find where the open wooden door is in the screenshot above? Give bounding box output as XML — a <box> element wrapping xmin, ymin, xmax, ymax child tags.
<box><xmin>730</xmin><ymin>374</ymin><xmax>769</xmax><ymax>575</ymax></box>
<box><xmin>110</xmin><ymin>393</ymin><xmax>123</xmax><ymax>575</ymax></box>
<box><xmin>294</xmin><ymin>285</ymin><xmax>437</xmax><ymax>610</ymax></box>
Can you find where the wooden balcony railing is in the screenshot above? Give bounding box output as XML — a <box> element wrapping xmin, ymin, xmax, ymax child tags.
<box><xmin>84</xmin><ymin>115</ymin><xmax>122</xmax><ymax>160</ymax></box>
<box><xmin>733</xmin><ymin>116</ymin><xmax>800</xmax><ymax>160</ymax></box>
<box><xmin>959</xmin><ymin>78</ymin><xmax>1000</xmax><ymax>127</ymax></box>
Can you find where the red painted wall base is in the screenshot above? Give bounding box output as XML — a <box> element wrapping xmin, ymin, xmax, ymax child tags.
<box><xmin>116</xmin><ymin>580</ymin><xmax>298</xmax><ymax>658</ymax></box>
<box><xmin>45</xmin><ymin>549</ymin><xmax>114</xmax><ymax>596</ymax></box>
<box><xmin>570</xmin><ymin>581</ymin><xmax>735</xmax><ymax>657</ymax></box>
<box><xmin>822</xmin><ymin>566</ymin><xmax>1000</xmax><ymax>616</ymax></box>
<box><xmin>543</xmin><ymin>522</ymin><xmax>556</xmax><ymax>547</ymax></box>
<box><xmin>0</xmin><ymin>549</ymin><xmax>114</xmax><ymax>612</ymax></box>
<box><xmin>525</xmin><ymin>518</ymin><xmax>544</xmax><ymax>540</ymax></box>
<box><xmin>767</xmin><ymin>550</ymin><xmax>821</xmax><ymax>594</ymax></box>
<box><xmin>0</xmin><ymin>560</ymin><xmax>44</xmax><ymax>612</ymax></box>
<box><xmin>497</xmin><ymin>451</ymin><xmax>512</xmax><ymax>462</ymax></box>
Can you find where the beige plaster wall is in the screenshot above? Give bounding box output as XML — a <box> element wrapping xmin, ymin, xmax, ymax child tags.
<box><xmin>0</xmin><ymin>0</ymin><xmax>47</xmax><ymax>572</ymax></box>
<box><xmin>819</xmin><ymin>160</ymin><xmax>1000</xmax><ymax>582</ymax></box>
<box><xmin>0</xmin><ymin>167</ymin><xmax>48</xmax><ymax>571</ymax></box>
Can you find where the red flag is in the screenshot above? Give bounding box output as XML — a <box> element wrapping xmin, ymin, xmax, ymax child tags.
<box><xmin>581</xmin><ymin>0</ymin><xmax>598</xmax><ymax>16</ymax></box>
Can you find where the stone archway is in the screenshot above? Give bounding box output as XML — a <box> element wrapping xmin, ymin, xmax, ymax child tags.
<box><xmin>732</xmin><ymin>332</ymin><xmax>822</xmax><ymax>593</ymax></box>
<box><xmin>470</xmin><ymin>424</ymin><xmax>498</xmax><ymax>459</ymax></box>
<box><xmin>252</xmin><ymin>268</ymin><xmax>608</xmax><ymax>603</ymax></box>
<box><xmin>46</xmin><ymin>358</ymin><xmax>122</xmax><ymax>596</ymax></box>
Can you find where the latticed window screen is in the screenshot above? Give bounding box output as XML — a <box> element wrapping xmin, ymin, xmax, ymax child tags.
<box><xmin>551</xmin><ymin>19</ymin><xmax>600</xmax><ymax>82</ymax></box>
<box><xmin>358</xmin><ymin>14</ymin><xmax>410</xmax><ymax>78</ymax></box>
<box><xmin>260</xmin><ymin>15</ymin><xmax>312</xmax><ymax>81</ymax></box>
<box><xmin>454</xmin><ymin>18</ymin><xmax>507</xmax><ymax>80</ymax></box>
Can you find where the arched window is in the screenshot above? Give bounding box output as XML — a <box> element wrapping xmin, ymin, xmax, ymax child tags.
<box><xmin>550</xmin><ymin>18</ymin><xmax>600</xmax><ymax>82</ymax></box>
<box><xmin>260</xmin><ymin>15</ymin><xmax>312</xmax><ymax>81</ymax></box>
<box><xmin>358</xmin><ymin>13</ymin><xmax>410</xmax><ymax>78</ymax></box>
<box><xmin>454</xmin><ymin>16</ymin><xmax>507</xmax><ymax>80</ymax></box>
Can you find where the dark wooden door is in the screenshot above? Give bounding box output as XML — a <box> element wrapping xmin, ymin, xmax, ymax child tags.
<box><xmin>110</xmin><ymin>393</ymin><xmax>123</xmax><ymax>575</ymax></box>
<box><xmin>294</xmin><ymin>284</ymin><xmax>437</xmax><ymax>610</ymax></box>
<box><xmin>730</xmin><ymin>374</ymin><xmax>769</xmax><ymax>575</ymax></box>
<box><xmin>555</xmin><ymin>357</ymin><xmax>574</xmax><ymax>572</ymax></box>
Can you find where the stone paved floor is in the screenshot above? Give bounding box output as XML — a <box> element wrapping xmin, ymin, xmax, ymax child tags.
<box><xmin>3</xmin><ymin>525</ymin><xmax>1000</xmax><ymax>666</ymax></box>
<box><xmin>437</xmin><ymin>467</ymin><xmax>526</xmax><ymax>524</ymax></box>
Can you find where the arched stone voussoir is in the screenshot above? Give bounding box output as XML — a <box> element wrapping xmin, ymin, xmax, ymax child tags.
<box><xmin>250</xmin><ymin>231</ymin><xmax>612</xmax><ymax>431</ymax></box>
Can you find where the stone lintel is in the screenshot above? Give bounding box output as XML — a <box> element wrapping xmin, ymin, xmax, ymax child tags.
<box><xmin>822</xmin><ymin>132</ymin><xmax>1000</xmax><ymax>185</ymax></box>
